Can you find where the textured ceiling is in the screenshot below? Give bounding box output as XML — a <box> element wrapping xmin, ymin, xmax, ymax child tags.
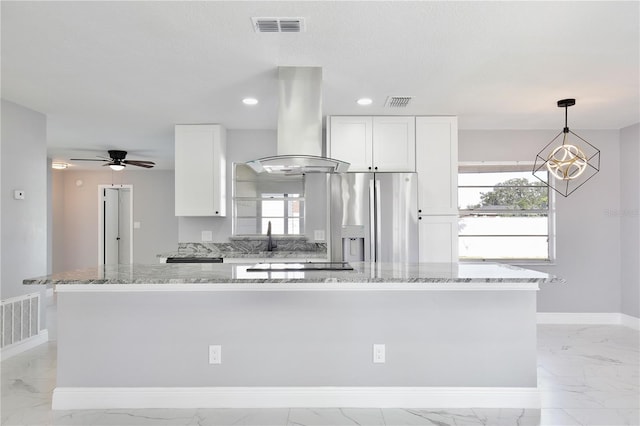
<box><xmin>2</xmin><ymin>1</ymin><xmax>638</xmax><ymax>170</ymax></box>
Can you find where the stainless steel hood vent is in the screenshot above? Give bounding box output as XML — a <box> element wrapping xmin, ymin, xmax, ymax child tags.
<box><xmin>246</xmin><ymin>66</ymin><xmax>350</xmax><ymax>174</ymax></box>
<box><xmin>247</xmin><ymin>154</ymin><xmax>350</xmax><ymax>174</ymax></box>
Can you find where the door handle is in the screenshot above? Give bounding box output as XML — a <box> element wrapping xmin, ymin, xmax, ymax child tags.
<box><xmin>369</xmin><ymin>179</ymin><xmax>376</xmax><ymax>262</ymax></box>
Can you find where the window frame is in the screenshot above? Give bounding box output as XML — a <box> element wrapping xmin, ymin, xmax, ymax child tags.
<box><xmin>258</xmin><ymin>193</ymin><xmax>304</xmax><ymax>236</ymax></box>
<box><xmin>458</xmin><ymin>161</ymin><xmax>556</xmax><ymax>264</ymax></box>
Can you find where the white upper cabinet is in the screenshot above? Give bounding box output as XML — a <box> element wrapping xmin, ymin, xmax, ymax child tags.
<box><xmin>415</xmin><ymin>116</ymin><xmax>458</xmax><ymax>215</ymax></box>
<box><xmin>328</xmin><ymin>116</ymin><xmax>415</xmax><ymax>172</ymax></box>
<box><xmin>371</xmin><ymin>116</ymin><xmax>416</xmax><ymax>172</ymax></box>
<box><xmin>328</xmin><ymin>116</ymin><xmax>373</xmax><ymax>171</ymax></box>
<box><xmin>175</xmin><ymin>124</ymin><xmax>226</xmax><ymax>217</ymax></box>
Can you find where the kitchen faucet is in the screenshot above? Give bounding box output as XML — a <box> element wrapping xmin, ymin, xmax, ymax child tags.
<box><xmin>266</xmin><ymin>221</ymin><xmax>276</xmax><ymax>252</ymax></box>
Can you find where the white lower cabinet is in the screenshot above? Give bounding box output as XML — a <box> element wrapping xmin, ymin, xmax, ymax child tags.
<box><xmin>418</xmin><ymin>215</ymin><xmax>458</xmax><ymax>262</ymax></box>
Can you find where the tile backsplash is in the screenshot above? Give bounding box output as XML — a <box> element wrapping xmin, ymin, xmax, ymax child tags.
<box><xmin>179</xmin><ymin>240</ymin><xmax>327</xmax><ymax>256</ymax></box>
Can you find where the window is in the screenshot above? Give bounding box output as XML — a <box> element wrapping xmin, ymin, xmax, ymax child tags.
<box><xmin>458</xmin><ymin>163</ymin><xmax>554</xmax><ymax>261</ymax></box>
<box><xmin>233</xmin><ymin>163</ymin><xmax>305</xmax><ymax>235</ymax></box>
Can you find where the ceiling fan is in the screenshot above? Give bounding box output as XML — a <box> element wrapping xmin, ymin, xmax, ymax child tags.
<box><xmin>70</xmin><ymin>150</ymin><xmax>155</xmax><ymax>171</ymax></box>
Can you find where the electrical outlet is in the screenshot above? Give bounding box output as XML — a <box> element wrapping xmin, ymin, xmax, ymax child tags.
<box><xmin>209</xmin><ymin>345</ymin><xmax>222</xmax><ymax>364</ymax></box>
<box><xmin>314</xmin><ymin>230</ymin><xmax>325</xmax><ymax>241</ymax></box>
<box><xmin>373</xmin><ymin>343</ymin><xmax>385</xmax><ymax>363</ymax></box>
<box><xmin>201</xmin><ymin>231</ymin><xmax>213</xmax><ymax>242</ymax></box>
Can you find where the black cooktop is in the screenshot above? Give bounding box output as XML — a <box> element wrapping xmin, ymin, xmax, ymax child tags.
<box><xmin>246</xmin><ymin>262</ymin><xmax>353</xmax><ymax>272</ymax></box>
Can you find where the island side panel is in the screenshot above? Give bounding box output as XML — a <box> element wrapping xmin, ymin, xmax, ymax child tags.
<box><xmin>56</xmin><ymin>289</ymin><xmax>537</xmax><ymax>387</ymax></box>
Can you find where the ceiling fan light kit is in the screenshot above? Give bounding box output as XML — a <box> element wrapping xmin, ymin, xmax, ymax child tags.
<box><xmin>70</xmin><ymin>149</ymin><xmax>155</xmax><ymax>171</ymax></box>
<box><xmin>532</xmin><ymin>98</ymin><xmax>601</xmax><ymax>197</ymax></box>
<box><xmin>109</xmin><ymin>163</ymin><xmax>125</xmax><ymax>171</ymax></box>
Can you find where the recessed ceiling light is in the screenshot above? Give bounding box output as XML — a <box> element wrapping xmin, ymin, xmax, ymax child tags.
<box><xmin>243</xmin><ymin>98</ymin><xmax>259</xmax><ymax>105</ymax></box>
<box><xmin>357</xmin><ymin>98</ymin><xmax>373</xmax><ymax>106</ymax></box>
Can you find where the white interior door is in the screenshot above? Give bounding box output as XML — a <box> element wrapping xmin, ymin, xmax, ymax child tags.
<box><xmin>116</xmin><ymin>188</ymin><xmax>131</xmax><ymax>264</ymax></box>
<box><xmin>99</xmin><ymin>185</ymin><xmax>133</xmax><ymax>265</ymax></box>
<box><xmin>103</xmin><ymin>188</ymin><xmax>119</xmax><ymax>265</ymax></box>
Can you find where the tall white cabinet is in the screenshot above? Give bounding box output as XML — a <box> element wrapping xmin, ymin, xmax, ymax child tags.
<box><xmin>415</xmin><ymin>116</ymin><xmax>458</xmax><ymax>262</ymax></box>
<box><xmin>328</xmin><ymin>116</ymin><xmax>415</xmax><ymax>172</ymax></box>
<box><xmin>174</xmin><ymin>124</ymin><xmax>226</xmax><ymax>217</ymax></box>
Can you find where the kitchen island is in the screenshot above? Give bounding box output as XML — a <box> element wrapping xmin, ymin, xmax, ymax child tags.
<box><xmin>24</xmin><ymin>262</ymin><xmax>561</xmax><ymax>410</ymax></box>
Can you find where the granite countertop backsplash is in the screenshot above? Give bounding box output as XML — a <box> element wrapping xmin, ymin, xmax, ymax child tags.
<box><xmin>158</xmin><ymin>241</ymin><xmax>328</xmax><ymax>259</ymax></box>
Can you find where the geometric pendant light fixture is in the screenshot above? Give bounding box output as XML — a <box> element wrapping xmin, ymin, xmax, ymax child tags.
<box><xmin>532</xmin><ymin>98</ymin><xmax>601</xmax><ymax>197</ymax></box>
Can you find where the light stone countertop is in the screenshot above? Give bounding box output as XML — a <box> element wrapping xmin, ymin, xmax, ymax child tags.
<box><xmin>23</xmin><ymin>262</ymin><xmax>563</xmax><ymax>292</ymax></box>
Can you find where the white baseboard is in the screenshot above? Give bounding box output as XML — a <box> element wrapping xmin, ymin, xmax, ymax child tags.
<box><xmin>537</xmin><ymin>312</ymin><xmax>640</xmax><ymax>329</ymax></box>
<box><xmin>52</xmin><ymin>386</ymin><xmax>540</xmax><ymax>410</ymax></box>
<box><xmin>1</xmin><ymin>329</ymin><xmax>49</xmax><ymax>361</ymax></box>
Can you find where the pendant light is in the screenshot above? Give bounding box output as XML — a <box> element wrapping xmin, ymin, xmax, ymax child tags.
<box><xmin>532</xmin><ymin>99</ymin><xmax>600</xmax><ymax>197</ymax></box>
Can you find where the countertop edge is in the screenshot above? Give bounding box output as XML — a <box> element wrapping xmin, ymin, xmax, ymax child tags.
<box><xmin>49</xmin><ymin>281</ymin><xmax>543</xmax><ymax>292</ymax></box>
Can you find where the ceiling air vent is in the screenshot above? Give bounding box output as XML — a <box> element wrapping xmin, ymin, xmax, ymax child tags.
<box><xmin>385</xmin><ymin>96</ymin><xmax>413</xmax><ymax>108</ymax></box>
<box><xmin>252</xmin><ymin>17</ymin><xmax>306</xmax><ymax>33</ymax></box>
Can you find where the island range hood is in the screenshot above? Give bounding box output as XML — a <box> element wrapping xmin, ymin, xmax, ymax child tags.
<box><xmin>246</xmin><ymin>67</ymin><xmax>349</xmax><ymax>174</ymax></box>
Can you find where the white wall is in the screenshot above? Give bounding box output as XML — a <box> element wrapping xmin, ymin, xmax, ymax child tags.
<box><xmin>52</xmin><ymin>169</ymin><xmax>178</xmax><ymax>270</ymax></box>
<box><xmin>459</xmin><ymin>129</ymin><xmax>623</xmax><ymax>314</ymax></box>
<box><xmin>0</xmin><ymin>100</ymin><xmax>48</xmax><ymax>305</ymax></box>
<box><xmin>619</xmin><ymin>123</ymin><xmax>639</xmax><ymax>318</ymax></box>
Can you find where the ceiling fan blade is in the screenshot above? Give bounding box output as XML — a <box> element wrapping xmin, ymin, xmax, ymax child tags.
<box><xmin>123</xmin><ymin>160</ymin><xmax>155</xmax><ymax>168</ymax></box>
<box><xmin>69</xmin><ymin>158</ymin><xmax>109</xmax><ymax>162</ymax></box>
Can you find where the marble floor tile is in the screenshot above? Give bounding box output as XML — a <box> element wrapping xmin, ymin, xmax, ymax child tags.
<box><xmin>381</xmin><ymin>408</ymin><xmax>481</xmax><ymax>425</ymax></box>
<box><xmin>539</xmin><ymin>408</ymin><xmax>582</xmax><ymax>426</ymax></box>
<box><xmin>288</xmin><ymin>408</ymin><xmax>384</xmax><ymax>425</ymax></box>
<box><xmin>81</xmin><ymin>409</ymin><xmax>201</xmax><ymax>425</ymax></box>
<box><xmin>563</xmin><ymin>408</ymin><xmax>640</xmax><ymax>426</ymax></box>
<box><xmin>52</xmin><ymin>410</ymin><xmax>111</xmax><ymax>426</ymax></box>
<box><xmin>537</xmin><ymin>374</ymin><xmax>640</xmax><ymax>393</ymax></box>
<box><xmin>195</xmin><ymin>408</ymin><xmax>291</xmax><ymax>426</ymax></box>
<box><xmin>1</xmin><ymin>407</ymin><xmax>55</xmax><ymax>426</ymax></box>
<box><xmin>471</xmin><ymin>408</ymin><xmax>541</xmax><ymax>426</ymax></box>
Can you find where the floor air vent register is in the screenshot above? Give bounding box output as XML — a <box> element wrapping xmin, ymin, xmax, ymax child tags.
<box><xmin>1</xmin><ymin>292</ymin><xmax>40</xmax><ymax>348</ymax></box>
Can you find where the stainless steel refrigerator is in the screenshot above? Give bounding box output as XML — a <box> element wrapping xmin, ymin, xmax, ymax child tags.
<box><xmin>329</xmin><ymin>173</ymin><xmax>419</xmax><ymax>263</ymax></box>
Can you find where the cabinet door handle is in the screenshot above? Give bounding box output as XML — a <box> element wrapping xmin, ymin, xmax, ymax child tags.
<box><xmin>368</xmin><ymin>166</ymin><xmax>372</xmax><ymax>170</ymax></box>
<box><xmin>374</xmin><ymin>166</ymin><xmax>378</xmax><ymax>170</ymax></box>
